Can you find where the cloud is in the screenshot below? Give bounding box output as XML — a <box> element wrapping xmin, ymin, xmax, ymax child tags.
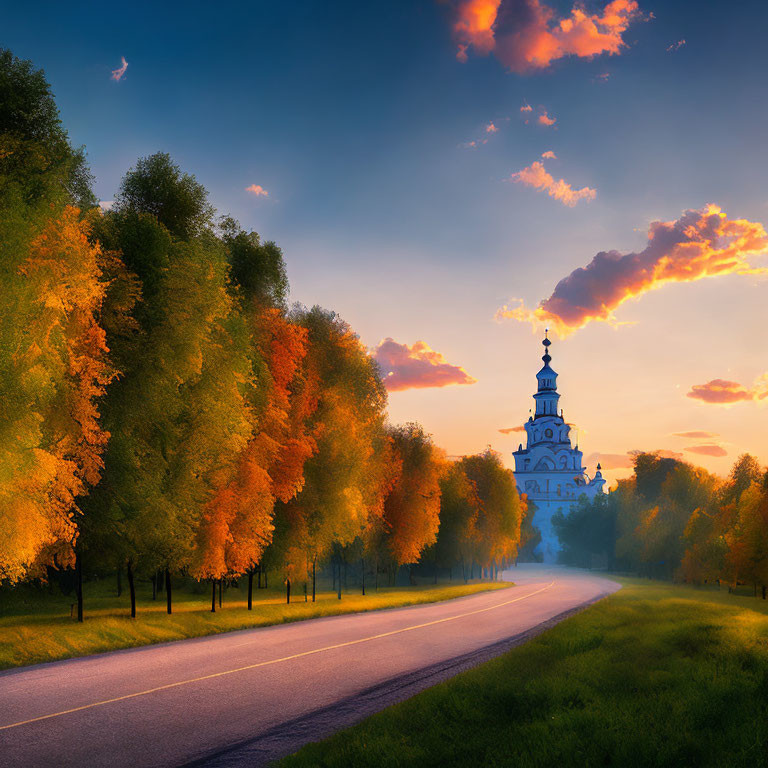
<box><xmin>667</xmin><ymin>39</ymin><xmax>686</xmax><ymax>52</ymax></box>
<box><xmin>452</xmin><ymin>0</ymin><xmax>642</xmax><ymax>73</ymax></box>
<box><xmin>520</xmin><ymin>103</ymin><xmax>533</xmax><ymax>112</ymax></box>
<box><xmin>538</xmin><ymin>109</ymin><xmax>556</xmax><ymax>126</ymax></box>
<box><xmin>98</xmin><ymin>200</ymin><xmax>114</xmax><ymax>211</ymax></box>
<box><xmin>372</xmin><ymin>338</ymin><xmax>477</xmax><ymax>392</ymax></box>
<box><xmin>245</xmin><ymin>184</ymin><xmax>269</xmax><ymax>197</ymax></box>
<box><xmin>585</xmin><ymin>451</ymin><xmax>634</xmax><ymax>470</ymax></box>
<box><xmin>111</xmin><ymin>56</ymin><xmax>128</xmax><ymax>82</ymax></box>
<box><xmin>509</xmin><ymin>157</ymin><xmax>596</xmax><ymax>207</ymax></box>
<box><xmin>541</xmin><ymin>150</ymin><xmax>557</xmax><ymax>159</ymax></box>
<box><xmin>486</xmin><ymin>122</ymin><xmax>498</xmax><ymax>133</ymax></box>
<box><xmin>687</xmin><ymin>376</ymin><xmax>768</xmax><ymax>404</ymax></box>
<box><xmin>672</xmin><ymin>430</ymin><xmax>719</xmax><ymax>439</ymax></box>
<box><xmin>497</xmin><ymin>204</ymin><xmax>768</xmax><ymax>336</ymax></box>
<box><xmin>499</xmin><ymin>425</ymin><xmax>526</xmax><ymax>434</ymax></box>
<box><xmin>594</xmin><ymin>72</ymin><xmax>611</xmax><ymax>81</ymax></box>
<box><xmin>685</xmin><ymin>444</ymin><xmax>728</xmax><ymax>457</ymax></box>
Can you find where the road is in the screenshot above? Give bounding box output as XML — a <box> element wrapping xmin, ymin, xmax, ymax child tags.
<box><xmin>0</xmin><ymin>565</ymin><xmax>620</xmax><ymax>767</ymax></box>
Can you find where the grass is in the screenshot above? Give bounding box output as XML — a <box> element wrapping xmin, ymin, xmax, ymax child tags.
<box><xmin>0</xmin><ymin>575</ymin><xmax>510</xmax><ymax>671</ymax></box>
<box><xmin>279</xmin><ymin>577</ymin><xmax>768</xmax><ymax>768</ymax></box>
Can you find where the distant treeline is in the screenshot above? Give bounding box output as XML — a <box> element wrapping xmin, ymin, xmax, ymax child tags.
<box><xmin>554</xmin><ymin>451</ymin><xmax>768</xmax><ymax>595</ymax></box>
<box><xmin>0</xmin><ymin>49</ymin><xmax>533</xmax><ymax>618</ymax></box>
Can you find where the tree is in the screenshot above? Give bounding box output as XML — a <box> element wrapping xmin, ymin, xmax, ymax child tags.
<box><xmin>462</xmin><ymin>450</ymin><xmax>523</xmax><ymax>573</ymax></box>
<box><xmin>113</xmin><ymin>153</ymin><xmax>213</xmax><ymax>240</ymax></box>
<box><xmin>553</xmin><ymin>493</ymin><xmax>616</xmax><ymax>568</ymax></box>
<box><xmin>381</xmin><ymin>424</ymin><xmax>443</xmax><ymax>570</ymax></box>
<box><xmin>0</xmin><ymin>207</ymin><xmax>111</xmax><ymax>586</ymax></box>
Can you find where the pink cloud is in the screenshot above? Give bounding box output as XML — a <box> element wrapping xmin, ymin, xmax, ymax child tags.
<box><xmin>541</xmin><ymin>150</ymin><xmax>557</xmax><ymax>159</ymax></box>
<box><xmin>499</xmin><ymin>425</ymin><xmax>526</xmax><ymax>434</ymax></box>
<box><xmin>538</xmin><ymin>109</ymin><xmax>556</xmax><ymax>126</ymax></box>
<box><xmin>498</xmin><ymin>205</ymin><xmax>768</xmax><ymax>336</ymax></box>
<box><xmin>452</xmin><ymin>0</ymin><xmax>642</xmax><ymax>73</ymax></box>
<box><xmin>373</xmin><ymin>339</ymin><xmax>477</xmax><ymax>392</ymax></box>
<box><xmin>486</xmin><ymin>122</ymin><xmax>498</xmax><ymax>133</ymax></box>
<box><xmin>111</xmin><ymin>56</ymin><xmax>128</xmax><ymax>82</ymax></box>
<box><xmin>672</xmin><ymin>430</ymin><xmax>719</xmax><ymax>439</ymax></box>
<box><xmin>687</xmin><ymin>376</ymin><xmax>768</xmax><ymax>405</ymax></box>
<box><xmin>685</xmin><ymin>444</ymin><xmax>728</xmax><ymax>457</ymax></box>
<box><xmin>520</xmin><ymin>103</ymin><xmax>533</xmax><ymax>113</ymax></box>
<box><xmin>509</xmin><ymin>157</ymin><xmax>596</xmax><ymax>207</ymax></box>
<box><xmin>245</xmin><ymin>184</ymin><xmax>269</xmax><ymax>197</ymax></box>
<box><xmin>667</xmin><ymin>39</ymin><xmax>686</xmax><ymax>52</ymax></box>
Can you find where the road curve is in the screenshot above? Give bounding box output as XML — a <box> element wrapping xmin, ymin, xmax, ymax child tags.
<box><xmin>0</xmin><ymin>565</ymin><xmax>619</xmax><ymax>768</ymax></box>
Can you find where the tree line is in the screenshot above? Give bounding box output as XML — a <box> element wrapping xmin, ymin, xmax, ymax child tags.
<box><xmin>0</xmin><ymin>49</ymin><xmax>530</xmax><ymax>619</ymax></box>
<box><xmin>553</xmin><ymin>451</ymin><xmax>768</xmax><ymax>597</ymax></box>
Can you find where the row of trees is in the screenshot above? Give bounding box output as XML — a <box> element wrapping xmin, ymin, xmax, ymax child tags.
<box><xmin>0</xmin><ymin>49</ymin><xmax>531</xmax><ymax>619</ymax></box>
<box><xmin>554</xmin><ymin>451</ymin><xmax>768</xmax><ymax>596</ymax></box>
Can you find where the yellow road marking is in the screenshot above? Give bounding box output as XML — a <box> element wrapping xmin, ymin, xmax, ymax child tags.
<box><xmin>0</xmin><ymin>580</ymin><xmax>555</xmax><ymax>731</ymax></box>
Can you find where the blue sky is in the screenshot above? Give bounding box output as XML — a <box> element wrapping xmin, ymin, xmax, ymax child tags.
<box><xmin>5</xmin><ymin>0</ymin><xmax>768</xmax><ymax>480</ymax></box>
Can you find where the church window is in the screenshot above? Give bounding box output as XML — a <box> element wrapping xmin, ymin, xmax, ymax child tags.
<box><xmin>545</xmin><ymin>428</ymin><xmax>553</xmax><ymax>438</ymax></box>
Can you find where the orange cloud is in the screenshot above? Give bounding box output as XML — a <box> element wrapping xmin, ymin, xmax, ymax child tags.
<box><xmin>541</xmin><ymin>150</ymin><xmax>556</xmax><ymax>159</ymax></box>
<box><xmin>538</xmin><ymin>109</ymin><xmax>556</xmax><ymax>126</ymax></box>
<box><xmin>509</xmin><ymin>157</ymin><xmax>596</xmax><ymax>207</ymax></box>
<box><xmin>672</xmin><ymin>430</ymin><xmax>719</xmax><ymax>439</ymax></box>
<box><xmin>111</xmin><ymin>56</ymin><xmax>128</xmax><ymax>81</ymax></box>
<box><xmin>453</xmin><ymin>0</ymin><xmax>641</xmax><ymax>73</ymax></box>
<box><xmin>245</xmin><ymin>184</ymin><xmax>269</xmax><ymax>197</ymax></box>
<box><xmin>486</xmin><ymin>122</ymin><xmax>498</xmax><ymax>133</ymax></box>
<box><xmin>585</xmin><ymin>452</ymin><xmax>634</xmax><ymax>470</ymax></box>
<box><xmin>498</xmin><ymin>205</ymin><xmax>768</xmax><ymax>336</ymax></box>
<box><xmin>667</xmin><ymin>39</ymin><xmax>686</xmax><ymax>52</ymax></box>
<box><xmin>687</xmin><ymin>376</ymin><xmax>768</xmax><ymax>405</ymax></box>
<box><xmin>685</xmin><ymin>444</ymin><xmax>728</xmax><ymax>457</ymax></box>
<box><xmin>520</xmin><ymin>103</ymin><xmax>533</xmax><ymax>112</ymax></box>
<box><xmin>499</xmin><ymin>425</ymin><xmax>526</xmax><ymax>434</ymax></box>
<box><xmin>373</xmin><ymin>338</ymin><xmax>477</xmax><ymax>392</ymax></box>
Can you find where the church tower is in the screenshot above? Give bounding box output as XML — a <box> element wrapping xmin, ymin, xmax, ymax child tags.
<box><xmin>513</xmin><ymin>332</ymin><xmax>605</xmax><ymax>562</ymax></box>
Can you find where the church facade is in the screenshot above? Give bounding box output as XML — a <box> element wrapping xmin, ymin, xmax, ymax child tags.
<box><xmin>513</xmin><ymin>333</ymin><xmax>605</xmax><ymax>562</ymax></box>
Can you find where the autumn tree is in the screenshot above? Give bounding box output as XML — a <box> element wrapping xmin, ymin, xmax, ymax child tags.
<box><xmin>380</xmin><ymin>423</ymin><xmax>443</xmax><ymax>574</ymax></box>
<box><xmin>0</xmin><ymin>51</ymin><xmax>109</xmax><ymax>597</ymax></box>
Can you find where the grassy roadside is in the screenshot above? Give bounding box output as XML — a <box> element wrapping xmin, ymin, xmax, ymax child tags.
<box><xmin>280</xmin><ymin>578</ymin><xmax>768</xmax><ymax>768</ymax></box>
<box><xmin>0</xmin><ymin>578</ymin><xmax>511</xmax><ymax>671</ymax></box>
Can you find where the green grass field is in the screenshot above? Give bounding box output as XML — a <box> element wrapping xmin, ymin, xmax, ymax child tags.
<box><xmin>280</xmin><ymin>578</ymin><xmax>768</xmax><ymax>768</ymax></box>
<box><xmin>0</xmin><ymin>576</ymin><xmax>510</xmax><ymax>671</ymax></box>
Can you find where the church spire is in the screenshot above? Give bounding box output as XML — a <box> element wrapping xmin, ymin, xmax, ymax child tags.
<box><xmin>542</xmin><ymin>328</ymin><xmax>552</xmax><ymax>366</ymax></box>
<box><xmin>533</xmin><ymin>329</ymin><xmax>560</xmax><ymax>417</ymax></box>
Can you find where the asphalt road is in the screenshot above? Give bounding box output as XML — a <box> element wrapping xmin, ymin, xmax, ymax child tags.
<box><xmin>0</xmin><ymin>565</ymin><xmax>620</xmax><ymax>767</ymax></box>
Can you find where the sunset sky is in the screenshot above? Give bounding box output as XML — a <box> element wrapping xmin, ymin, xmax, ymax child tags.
<box><xmin>7</xmin><ymin>0</ymin><xmax>768</xmax><ymax>485</ymax></box>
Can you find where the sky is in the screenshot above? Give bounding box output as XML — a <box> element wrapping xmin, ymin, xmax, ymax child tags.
<box><xmin>5</xmin><ymin>0</ymin><xmax>768</xmax><ymax>486</ymax></box>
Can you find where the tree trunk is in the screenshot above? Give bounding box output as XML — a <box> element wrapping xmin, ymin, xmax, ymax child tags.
<box><xmin>286</xmin><ymin>578</ymin><xmax>291</xmax><ymax>604</ymax></box>
<box><xmin>165</xmin><ymin>569</ymin><xmax>172</xmax><ymax>614</ymax></box>
<box><xmin>248</xmin><ymin>569</ymin><xmax>254</xmax><ymax>610</ymax></box>
<box><xmin>361</xmin><ymin>557</ymin><xmax>366</xmax><ymax>595</ymax></box>
<box><xmin>312</xmin><ymin>556</ymin><xmax>317</xmax><ymax>602</ymax></box>
<box><xmin>211</xmin><ymin>579</ymin><xmax>216</xmax><ymax>612</ymax></box>
<box><xmin>117</xmin><ymin>566</ymin><xmax>123</xmax><ymax>597</ymax></box>
<box><xmin>219</xmin><ymin>579</ymin><xmax>223</xmax><ymax>608</ymax></box>
<box><xmin>304</xmin><ymin>582</ymin><xmax>308</xmax><ymax>602</ymax></box>
<box><xmin>762</xmin><ymin>585</ymin><xmax>766</xmax><ymax>600</ymax></box>
<box><xmin>75</xmin><ymin>546</ymin><xmax>84</xmax><ymax>623</ymax></box>
<box><xmin>127</xmin><ymin>560</ymin><xmax>136</xmax><ymax>619</ymax></box>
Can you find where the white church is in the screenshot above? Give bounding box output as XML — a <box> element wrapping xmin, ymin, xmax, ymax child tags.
<box><xmin>513</xmin><ymin>332</ymin><xmax>605</xmax><ymax>562</ymax></box>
